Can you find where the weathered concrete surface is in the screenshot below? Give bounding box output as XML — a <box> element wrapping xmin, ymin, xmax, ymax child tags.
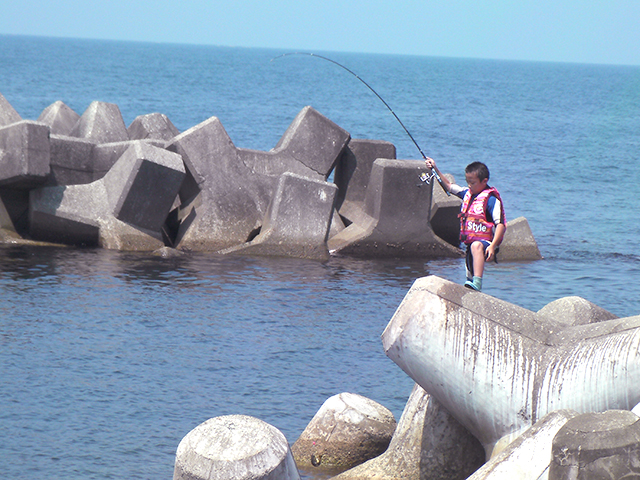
<box><xmin>291</xmin><ymin>392</ymin><xmax>396</xmax><ymax>475</ymax></box>
<box><xmin>550</xmin><ymin>410</ymin><xmax>640</xmax><ymax>479</ymax></box>
<box><xmin>221</xmin><ymin>172</ymin><xmax>337</xmax><ymax>260</ymax></box>
<box><xmin>382</xmin><ymin>275</ymin><xmax>640</xmax><ymax>455</ymax></box>
<box><xmin>0</xmin><ymin>120</ymin><xmax>51</xmax><ymax>188</ymax></box>
<box><xmin>29</xmin><ymin>142</ymin><xmax>185</xmax><ymax>250</ymax></box>
<box><xmin>333</xmin><ymin>383</ymin><xmax>485</xmax><ymax>480</ymax></box>
<box><xmin>128</xmin><ymin>112</ymin><xmax>180</xmax><ymax>141</ymax></box>
<box><xmin>537</xmin><ymin>296</ymin><xmax>618</xmax><ymax>327</ymax></box>
<box><xmin>168</xmin><ymin>106</ymin><xmax>349</xmax><ymax>252</ymax></box>
<box><xmin>498</xmin><ymin>216</ymin><xmax>542</xmax><ymax>261</ymax></box>
<box><xmin>47</xmin><ymin>134</ymin><xmax>96</xmax><ymax>185</ymax></box>
<box><xmin>38</xmin><ymin>100</ymin><xmax>81</xmax><ymax>135</ymax></box>
<box><xmin>68</xmin><ymin>101</ymin><xmax>129</xmax><ymax>144</ymax></box>
<box><xmin>47</xmin><ymin>136</ymin><xmax>169</xmax><ymax>186</ymax></box>
<box><xmin>469</xmin><ymin>410</ymin><xmax>578</xmax><ymax>480</ymax></box>
<box><xmin>0</xmin><ymin>92</ymin><xmax>21</xmax><ymax>127</ymax></box>
<box><xmin>328</xmin><ymin>159</ymin><xmax>463</xmax><ymax>258</ymax></box>
<box><xmin>333</xmin><ymin>139</ymin><xmax>396</xmax><ymax>223</ymax></box>
<box><xmin>173</xmin><ymin>415</ymin><xmax>300</xmax><ymax>480</ymax></box>
<box><xmin>0</xmin><ymin>195</ymin><xmax>20</xmax><ymax>242</ymax></box>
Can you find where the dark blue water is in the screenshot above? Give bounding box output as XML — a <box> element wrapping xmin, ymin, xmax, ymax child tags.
<box><xmin>1</xmin><ymin>35</ymin><xmax>639</xmax><ymax>479</ymax></box>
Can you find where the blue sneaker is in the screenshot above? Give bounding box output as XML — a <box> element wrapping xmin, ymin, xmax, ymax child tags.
<box><xmin>464</xmin><ymin>280</ymin><xmax>480</xmax><ymax>291</ymax></box>
<box><xmin>464</xmin><ymin>276</ymin><xmax>483</xmax><ymax>291</ymax></box>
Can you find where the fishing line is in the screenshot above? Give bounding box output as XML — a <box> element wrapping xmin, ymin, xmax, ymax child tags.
<box><xmin>271</xmin><ymin>52</ymin><xmax>450</xmax><ymax>195</ymax></box>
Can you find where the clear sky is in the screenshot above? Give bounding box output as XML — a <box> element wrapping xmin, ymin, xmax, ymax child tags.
<box><xmin>1</xmin><ymin>0</ymin><xmax>639</xmax><ymax>66</ymax></box>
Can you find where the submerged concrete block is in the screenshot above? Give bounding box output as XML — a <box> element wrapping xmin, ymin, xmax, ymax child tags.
<box><xmin>173</xmin><ymin>415</ymin><xmax>300</xmax><ymax>480</ymax></box>
<box><xmin>382</xmin><ymin>275</ymin><xmax>640</xmax><ymax>455</ymax></box>
<box><xmin>334</xmin><ymin>383</ymin><xmax>485</xmax><ymax>480</ymax></box>
<box><xmin>220</xmin><ymin>173</ymin><xmax>337</xmax><ymax>260</ymax></box>
<box><xmin>29</xmin><ymin>143</ymin><xmax>185</xmax><ymax>250</ymax></box>
<box><xmin>38</xmin><ymin>101</ymin><xmax>81</xmax><ymax>135</ymax></box>
<box><xmin>328</xmin><ymin>159</ymin><xmax>462</xmax><ymax>258</ymax></box>
<box><xmin>128</xmin><ymin>112</ymin><xmax>180</xmax><ymax>141</ymax></box>
<box><xmin>0</xmin><ymin>92</ymin><xmax>21</xmax><ymax>127</ymax></box>
<box><xmin>0</xmin><ymin>120</ymin><xmax>50</xmax><ymax>188</ymax></box>
<box><xmin>550</xmin><ymin>410</ymin><xmax>640</xmax><ymax>479</ymax></box>
<box><xmin>69</xmin><ymin>101</ymin><xmax>129</xmax><ymax>144</ymax></box>
<box><xmin>168</xmin><ymin>106</ymin><xmax>349</xmax><ymax>252</ymax></box>
<box><xmin>291</xmin><ymin>392</ymin><xmax>396</xmax><ymax>474</ymax></box>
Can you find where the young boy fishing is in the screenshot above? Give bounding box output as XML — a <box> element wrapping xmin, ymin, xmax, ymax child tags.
<box><xmin>425</xmin><ymin>157</ymin><xmax>506</xmax><ymax>292</ymax></box>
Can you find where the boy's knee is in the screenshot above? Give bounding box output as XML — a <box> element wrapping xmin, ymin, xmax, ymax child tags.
<box><xmin>470</xmin><ymin>241</ymin><xmax>485</xmax><ymax>254</ymax></box>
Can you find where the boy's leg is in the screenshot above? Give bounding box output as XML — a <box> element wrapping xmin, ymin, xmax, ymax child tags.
<box><xmin>464</xmin><ymin>241</ymin><xmax>488</xmax><ymax>291</ymax></box>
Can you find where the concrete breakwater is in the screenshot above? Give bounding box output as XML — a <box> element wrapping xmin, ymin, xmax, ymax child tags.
<box><xmin>172</xmin><ymin>278</ymin><xmax>640</xmax><ymax>479</ymax></box>
<box><xmin>0</xmin><ymin>92</ymin><xmax>540</xmax><ymax>260</ymax></box>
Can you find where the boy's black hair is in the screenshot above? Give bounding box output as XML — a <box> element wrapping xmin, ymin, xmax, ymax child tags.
<box><xmin>465</xmin><ymin>161</ymin><xmax>490</xmax><ymax>181</ymax></box>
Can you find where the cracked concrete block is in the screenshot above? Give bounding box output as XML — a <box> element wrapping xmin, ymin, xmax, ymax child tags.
<box><xmin>0</xmin><ymin>120</ymin><xmax>51</xmax><ymax>189</ymax></box>
<box><xmin>68</xmin><ymin>101</ymin><xmax>129</xmax><ymax>144</ymax></box>
<box><xmin>292</xmin><ymin>392</ymin><xmax>396</xmax><ymax>475</ymax></box>
<box><xmin>30</xmin><ymin>142</ymin><xmax>185</xmax><ymax>250</ymax></box>
<box><xmin>0</xmin><ymin>92</ymin><xmax>21</xmax><ymax>127</ymax></box>
<box><xmin>328</xmin><ymin>159</ymin><xmax>463</xmax><ymax>258</ymax></box>
<box><xmin>37</xmin><ymin>100</ymin><xmax>81</xmax><ymax>135</ymax></box>
<box><xmin>220</xmin><ymin>172</ymin><xmax>337</xmax><ymax>260</ymax></box>
<box><xmin>128</xmin><ymin>112</ymin><xmax>180</xmax><ymax>141</ymax></box>
<box><xmin>168</xmin><ymin>106</ymin><xmax>349</xmax><ymax>252</ymax></box>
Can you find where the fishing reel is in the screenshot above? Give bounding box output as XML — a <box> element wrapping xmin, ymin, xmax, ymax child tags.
<box><xmin>418</xmin><ymin>171</ymin><xmax>438</xmax><ymax>186</ymax></box>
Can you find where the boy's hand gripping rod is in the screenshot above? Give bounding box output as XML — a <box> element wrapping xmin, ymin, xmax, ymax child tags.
<box><xmin>272</xmin><ymin>52</ymin><xmax>450</xmax><ymax>196</ymax></box>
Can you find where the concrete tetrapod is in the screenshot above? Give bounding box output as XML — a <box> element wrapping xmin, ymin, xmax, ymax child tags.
<box><xmin>168</xmin><ymin>106</ymin><xmax>349</xmax><ymax>252</ymax></box>
<box><xmin>381</xmin><ymin>275</ymin><xmax>640</xmax><ymax>456</ymax></box>
<box><xmin>291</xmin><ymin>392</ymin><xmax>396</xmax><ymax>475</ymax></box>
<box><xmin>550</xmin><ymin>410</ymin><xmax>640</xmax><ymax>479</ymax></box>
<box><xmin>333</xmin><ymin>383</ymin><xmax>485</xmax><ymax>480</ymax></box>
<box><xmin>173</xmin><ymin>415</ymin><xmax>300</xmax><ymax>480</ymax></box>
<box><xmin>328</xmin><ymin>159</ymin><xmax>462</xmax><ymax>258</ymax></box>
<box><xmin>29</xmin><ymin>142</ymin><xmax>185</xmax><ymax>249</ymax></box>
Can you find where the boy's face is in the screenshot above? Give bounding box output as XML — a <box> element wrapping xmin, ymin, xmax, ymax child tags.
<box><xmin>465</xmin><ymin>171</ymin><xmax>489</xmax><ymax>195</ymax></box>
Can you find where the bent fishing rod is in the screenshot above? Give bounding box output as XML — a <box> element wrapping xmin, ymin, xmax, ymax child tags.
<box><xmin>271</xmin><ymin>52</ymin><xmax>450</xmax><ymax>195</ymax></box>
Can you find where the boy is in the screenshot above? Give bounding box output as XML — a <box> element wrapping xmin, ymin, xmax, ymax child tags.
<box><xmin>425</xmin><ymin>157</ymin><xmax>506</xmax><ymax>292</ymax></box>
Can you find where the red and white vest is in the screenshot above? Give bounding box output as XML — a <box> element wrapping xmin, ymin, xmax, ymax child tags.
<box><xmin>458</xmin><ymin>187</ymin><xmax>505</xmax><ymax>245</ymax></box>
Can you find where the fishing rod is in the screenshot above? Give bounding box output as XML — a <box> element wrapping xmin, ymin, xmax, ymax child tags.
<box><xmin>271</xmin><ymin>52</ymin><xmax>450</xmax><ymax>195</ymax></box>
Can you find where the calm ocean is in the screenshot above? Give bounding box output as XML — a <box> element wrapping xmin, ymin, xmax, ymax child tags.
<box><xmin>1</xmin><ymin>35</ymin><xmax>639</xmax><ymax>479</ymax></box>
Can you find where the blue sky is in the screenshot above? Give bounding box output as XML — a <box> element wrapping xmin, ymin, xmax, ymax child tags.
<box><xmin>1</xmin><ymin>0</ymin><xmax>639</xmax><ymax>66</ymax></box>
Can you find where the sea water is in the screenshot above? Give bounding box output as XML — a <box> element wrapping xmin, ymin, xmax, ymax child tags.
<box><xmin>0</xmin><ymin>34</ymin><xmax>639</xmax><ymax>479</ymax></box>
